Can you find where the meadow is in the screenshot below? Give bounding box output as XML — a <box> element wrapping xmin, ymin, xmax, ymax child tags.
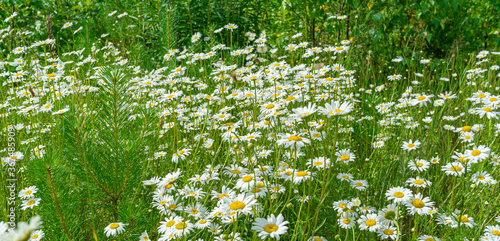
<box><xmin>0</xmin><ymin>1</ymin><xmax>499</xmax><ymax>240</ymax></box>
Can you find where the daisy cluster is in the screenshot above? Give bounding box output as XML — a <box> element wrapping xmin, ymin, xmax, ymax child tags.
<box><xmin>0</xmin><ymin>9</ymin><xmax>499</xmax><ymax>241</ymax></box>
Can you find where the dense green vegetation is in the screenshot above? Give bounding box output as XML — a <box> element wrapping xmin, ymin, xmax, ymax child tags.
<box><xmin>0</xmin><ymin>0</ymin><xmax>499</xmax><ymax>241</ymax></box>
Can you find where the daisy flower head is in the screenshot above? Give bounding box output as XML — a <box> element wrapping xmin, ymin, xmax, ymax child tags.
<box><xmin>293</xmin><ymin>170</ymin><xmax>313</xmax><ymax>184</ymax></box>
<box><xmin>318</xmin><ymin>100</ymin><xmax>353</xmax><ymax>117</ymax></box>
<box><xmin>139</xmin><ymin>230</ymin><xmax>150</xmax><ymax>241</ymax></box>
<box><xmin>276</xmin><ymin>133</ymin><xmax>310</xmax><ymax>149</ymax></box>
<box><xmin>225</xmin><ymin>23</ymin><xmax>238</xmax><ymax>31</ymax></box>
<box><xmin>337</xmin><ymin>173</ymin><xmax>353</xmax><ymax>182</ymax></box>
<box><xmin>251</xmin><ymin>214</ymin><xmax>289</xmax><ymax>240</ymax></box>
<box><xmin>387</xmin><ymin>74</ymin><xmax>402</xmax><ymax>81</ymax></box>
<box><xmin>377</xmin><ymin>203</ymin><xmax>399</xmax><ymax>226</ymax></box>
<box><xmin>221</xmin><ymin>193</ymin><xmax>257</xmax><ymax>216</ymax></box>
<box><xmin>466</xmin><ymin>145</ymin><xmax>491</xmax><ymax>163</ymax></box>
<box><xmin>357</xmin><ymin>213</ymin><xmax>381</xmax><ymax>232</ymax></box>
<box><xmin>104</xmin><ymin>222</ymin><xmax>127</xmax><ymax>237</ymax></box>
<box><xmin>410</xmin><ymin>94</ymin><xmax>434</xmax><ymax>107</ymax></box>
<box><xmin>408</xmin><ymin>159</ymin><xmax>430</xmax><ymax>173</ymax></box>
<box><xmin>338</xmin><ymin>212</ymin><xmax>356</xmax><ymax>229</ymax></box>
<box><xmin>19</xmin><ymin>186</ymin><xmax>38</xmax><ymax>199</ymax></box>
<box><xmin>420</xmin><ymin>59</ymin><xmax>431</xmax><ymax>64</ymax></box>
<box><xmin>336</xmin><ymin>149</ymin><xmax>356</xmax><ymax>164</ymax></box>
<box><xmin>30</xmin><ymin>230</ymin><xmax>45</xmax><ymax>241</ymax></box>
<box><xmin>442</xmin><ymin>162</ymin><xmax>465</xmax><ymax>176</ymax></box>
<box><xmin>377</xmin><ymin>226</ymin><xmax>398</xmax><ymax>240</ymax></box>
<box><xmin>483</xmin><ymin>225</ymin><xmax>500</xmax><ymax>240</ymax></box>
<box><xmin>385</xmin><ymin>186</ymin><xmax>412</xmax><ymax>204</ymax></box>
<box><xmin>406</xmin><ymin>193</ymin><xmax>434</xmax><ymax>216</ymax></box>
<box><xmin>418</xmin><ymin>235</ymin><xmax>441</xmax><ymax>241</ymax></box>
<box><xmin>406</xmin><ymin>176</ymin><xmax>432</xmax><ymax>188</ymax></box>
<box><xmin>401</xmin><ymin>139</ymin><xmax>421</xmax><ymax>151</ymax></box>
<box><xmin>191</xmin><ymin>32</ymin><xmax>201</xmax><ymax>43</ymax></box>
<box><xmin>308</xmin><ymin>236</ymin><xmax>328</xmax><ymax>241</ymax></box>
<box><xmin>21</xmin><ymin>198</ymin><xmax>41</xmax><ymax>210</ymax></box>
<box><xmin>373</xmin><ymin>140</ymin><xmax>385</xmax><ymax>148</ymax></box>
<box><xmin>451</xmin><ymin>210</ymin><xmax>476</xmax><ymax>228</ymax></box>
<box><xmin>350</xmin><ymin>180</ymin><xmax>368</xmax><ymax>191</ymax></box>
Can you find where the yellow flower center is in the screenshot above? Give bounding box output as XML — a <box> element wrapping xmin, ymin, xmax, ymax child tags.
<box><xmin>443</xmin><ymin>95</ymin><xmax>450</xmax><ymax>98</ymax></box>
<box><xmin>191</xmin><ymin>209</ymin><xmax>198</xmax><ymax>214</ymax></box>
<box><xmin>489</xmin><ymin>97</ymin><xmax>498</xmax><ymax>102</ymax></box>
<box><xmin>305</xmin><ymin>74</ymin><xmax>313</xmax><ymax>79</ymax></box>
<box><xmin>339</xmin><ymin>203</ymin><xmax>347</xmax><ymax>208</ymax></box>
<box><xmin>168</xmin><ymin>204</ymin><xmax>177</xmax><ymax>210</ymax></box>
<box><xmin>266</xmin><ymin>104</ymin><xmax>275</xmax><ymax>109</ymax></box>
<box><xmin>27</xmin><ymin>200</ymin><xmax>35</xmax><ymax>205</ymax></box>
<box><xmin>296</xmin><ymin>171</ymin><xmax>308</xmax><ymax>177</ymax></box>
<box><xmin>412</xmin><ymin>199</ymin><xmax>425</xmax><ymax>208</ymax></box>
<box><xmin>417</xmin><ymin>96</ymin><xmax>426</xmax><ymax>101</ymax></box>
<box><xmin>413</xmin><ymin>180</ymin><xmax>424</xmax><ymax>185</ymax></box>
<box><xmin>288</xmin><ymin>135</ymin><xmax>302</xmax><ymax>141</ymax></box>
<box><xmin>365</xmin><ymin>219</ymin><xmax>376</xmax><ymax>226</ymax></box>
<box><xmin>314</xmin><ymin>161</ymin><xmax>323</xmax><ymax>166</ymax></box>
<box><xmin>393</xmin><ymin>192</ymin><xmax>405</xmax><ymax>198</ymax></box>
<box><xmin>491</xmin><ymin>230</ymin><xmax>500</xmax><ymax>236</ymax></box>
<box><xmin>47</xmin><ymin>73</ymin><xmax>56</xmax><ymax>77</ymax></box>
<box><xmin>416</xmin><ymin>162</ymin><xmax>423</xmax><ymax>167</ymax></box>
<box><xmin>483</xmin><ymin>107</ymin><xmax>492</xmax><ymax>112</ymax></box>
<box><xmin>251</xmin><ymin>188</ymin><xmax>261</xmax><ymax>193</ymax></box>
<box><xmin>457</xmin><ymin>215</ymin><xmax>468</xmax><ymax>223</ymax></box>
<box><xmin>383</xmin><ymin>229</ymin><xmax>394</xmax><ymax>235</ymax></box>
<box><xmin>478</xmin><ymin>94</ymin><xmax>486</xmax><ymax>98</ymax></box>
<box><xmin>166</xmin><ymin>220</ymin><xmax>175</xmax><ymax>227</ymax></box>
<box><xmin>216</xmin><ymin>193</ymin><xmax>229</xmax><ymax>200</ymax></box>
<box><xmin>109</xmin><ymin>223</ymin><xmax>120</xmax><ymax>229</ymax></box>
<box><xmin>355</xmin><ymin>182</ymin><xmax>363</xmax><ymax>187</ymax></box>
<box><xmin>478</xmin><ymin>175</ymin><xmax>485</xmax><ymax>180</ymax></box>
<box><xmin>286</xmin><ymin>96</ymin><xmax>296</xmax><ymax>101</ymax></box>
<box><xmin>340</xmin><ymin>155</ymin><xmax>350</xmax><ymax>161</ymax></box>
<box><xmin>179</xmin><ymin>150</ymin><xmax>185</xmax><ymax>155</ymax></box>
<box><xmin>25</xmin><ymin>190</ymin><xmax>32</xmax><ymax>195</ymax></box>
<box><xmin>343</xmin><ymin>218</ymin><xmax>351</xmax><ymax>224</ymax></box>
<box><xmin>159</xmin><ymin>200</ymin><xmax>167</xmax><ymax>205</ymax></box>
<box><xmin>199</xmin><ymin>220</ymin><xmax>207</xmax><ymax>224</ymax></box>
<box><xmin>407</xmin><ymin>143</ymin><xmax>415</xmax><ymax>148</ymax></box>
<box><xmin>242</xmin><ymin>175</ymin><xmax>253</xmax><ymax>182</ymax></box>
<box><xmin>175</xmin><ymin>222</ymin><xmax>187</xmax><ymax>230</ymax></box>
<box><xmin>451</xmin><ymin>166</ymin><xmax>462</xmax><ymax>172</ymax></box>
<box><xmin>425</xmin><ymin>238</ymin><xmax>435</xmax><ymax>241</ymax></box>
<box><xmin>264</xmin><ymin>224</ymin><xmax>279</xmax><ymax>233</ymax></box>
<box><xmin>229</xmin><ymin>201</ymin><xmax>246</xmax><ymax>210</ymax></box>
<box><xmin>471</xmin><ymin>150</ymin><xmax>481</xmax><ymax>156</ymax></box>
<box><xmin>231</xmin><ymin>170</ymin><xmax>241</xmax><ymax>174</ymax></box>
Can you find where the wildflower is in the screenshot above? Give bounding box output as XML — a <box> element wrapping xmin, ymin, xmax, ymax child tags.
<box><xmin>21</xmin><ymin>198</ymin><xmax>41</xmax><ymax>210</ymax></box>
<box><xmin>252</xmin><ymin>214</ymin><xmax>289</xmax><ymax>240</ymax></box>
<box><xmin>318</xmin><ymin>101</ymin><xmax>353</xmax><ymax>117</ymax></box>
<box><xmin>221</xmin><ymin>193</ymin><xmax>257</xmax><ymax>216</ymax></box>
<box><xmin>19</xmin><ymin>186</ymin><xmax>38</xmax><ymax>200</ymax></box>
<box><xmin>406</xmin><ymin>193</ymin><xmax>434</xmax><ymax>215</ymax></box>
<box><xmin>104</xmin><ymin>222</ymin><xmax>127</xmax><ymax>237</ymax></box>
<box><xmin>350</xmin><ymin>180</ymin><xmax>368</xmax><ymax>191</ymax></box>
<box><xmin>465</xmin><ymin>145</ymin><xmax>490</xmax><ymax>163</ymax></box>
<box><xmin>191</xmin><ymin>32</ymin><xmax>201</xmax><ymax>43</ymax></box>
<box><xmin>442</xmin><ymin>162</ymin><xmax>465</xmax><ymax>176</ymax></box>
<box><xmin>357</xmin><ymin>213</ymin><xmax>381</xmax><ymax>232</ymax></box>
<box><xmin>401</xmin><ymin>139</ymin><xmax>421</xmax><ymax>151</ymax></box>
<box><xmin>386</xmin><ymin>186</ymin><xmax>412</xmax><ymax>204</ymax></box>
